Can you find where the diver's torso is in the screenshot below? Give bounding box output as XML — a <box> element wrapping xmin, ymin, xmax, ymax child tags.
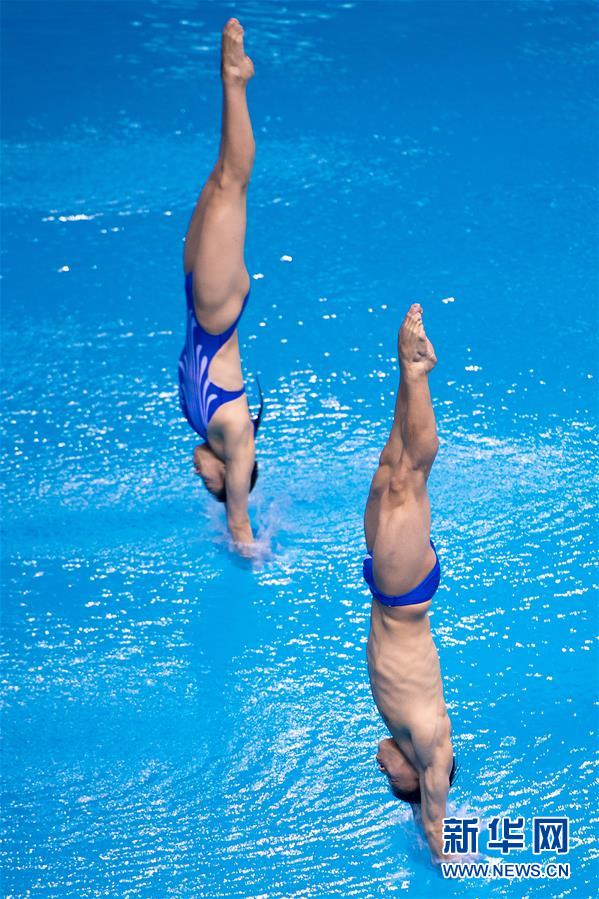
<box><xmin>367</xmin><ymin>600</ymin><xmax>445</xmax><ymax>750</ymax></box>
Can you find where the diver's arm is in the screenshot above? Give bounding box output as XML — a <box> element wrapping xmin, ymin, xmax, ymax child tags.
<box><xmin>223</xmin><ymin>423</ymin><xmax>254</xmax><ymax>545</ymax></box>
<box><xmin>418</xmin><ymin>760</ymin><xmax>453</xmax><ymax>862</ymax></box>
<box><xmin>411</xmin><ymin>711</ymin><xmax>454</xmax><ymax>863</ymax></box>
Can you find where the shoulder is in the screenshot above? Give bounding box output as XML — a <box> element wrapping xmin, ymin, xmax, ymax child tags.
<box><xmin>221</xmin><ymin>410</ymin><xmax>254</xmax><ymax>457</ymax></box>
<box><xmin>410</xmin><ymin>708</ymin><xmax>453</xmax><ymax>771</ymax></box>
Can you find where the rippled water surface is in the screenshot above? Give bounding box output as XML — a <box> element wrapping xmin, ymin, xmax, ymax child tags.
<box><xmin>2</xmin><ymin>2</ymin><xmax>598</xmax><ymax>897</ymax></box>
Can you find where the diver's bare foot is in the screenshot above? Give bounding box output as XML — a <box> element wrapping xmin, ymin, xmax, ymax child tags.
<box><xmin>221</xmin><ymin>18</ymin><xmax>254</xmax><ymax>84</ymax></box>
<box><xmin>398</xmin><ymin>303</ymin><xmax>437</xmax><ymax>375</ymax></box>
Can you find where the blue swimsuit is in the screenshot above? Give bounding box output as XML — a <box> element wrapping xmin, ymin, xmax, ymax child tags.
<box><xmin>363</xmin><ymin>541</ymin><xmax>441</xmax><ymax>607</ymax></box>
<box><xmin>178</xmin><ymin>272</ymin><xmax>255</xmax><ymax>441</ymax></box>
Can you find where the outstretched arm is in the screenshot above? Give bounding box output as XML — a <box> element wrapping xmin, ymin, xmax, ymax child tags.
<box><xmin>411</xmin><ymin>708</ymin><xmax>455</xmax><ymax>863</ymax></box>
<box><xmin>223</xmin><ymin>422</ymin><xmax>255</xmax><ymax>546</ymax></box>
<box><xmin>418</xmin><ymin>757</ymin><xmax>454</xmax><ymax>862</ymax></box>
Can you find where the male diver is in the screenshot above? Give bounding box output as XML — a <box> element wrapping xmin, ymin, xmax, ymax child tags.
<box><xmin>364</xmin><ymin>304</ymin><xmax>458</xmax><ymax>863</ymax></box>
<box><xmin>178</xmin><ymin>19</ymin><xmax>262</xmax><ymax>548</ymax></box>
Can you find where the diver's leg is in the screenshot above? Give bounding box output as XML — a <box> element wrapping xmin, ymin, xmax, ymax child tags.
<box><xmin>364</xmin><ymin>461</ymin><xmax>391</xmax><ymax>555</ymax></box>
<box><xmin>367</xmin><ymin>306</ymin><xmax>439</xmax><ymax>595</ymax></box>
<box><xmin>394</xmin><ymin>306</ymin><xmax>438</xmax><ymax>473</ymax></box>
<box><xmin>183</xmin><ymin>19</ymin><xmax>255</xmax><ymax>329</ymax></box>
<box><xmin>364</xmin><ymin>305</ymin><xmax>437</xmax><ymax>550</ymax></box>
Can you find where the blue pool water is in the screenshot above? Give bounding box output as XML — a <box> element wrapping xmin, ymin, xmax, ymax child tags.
<box><xmin>1</xmin><ymin>1</ymin><xmax>597</xmax><ymax>896</ymax></box>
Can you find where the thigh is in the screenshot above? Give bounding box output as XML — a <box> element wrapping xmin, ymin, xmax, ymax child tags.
<box><xmin>183</xmin><ymin>176</ymin><xmax>250</xmax><ymax>323</ymax></box>
<box><xmin>364</xmin><ymin>463</ymin><xmax>391</xmax><ymax>553</ymax></box>
<box><xmin>364</xmin><ymin>431</ymin><xmax>407</xmax><ymax>551</ymax></box>
<box><xmin>371</xmin><ymin>469</ymin><xmax>436</xmax><ymax>596</ymax></box>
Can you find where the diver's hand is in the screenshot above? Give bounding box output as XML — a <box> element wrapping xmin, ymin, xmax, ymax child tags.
<box><xmin>229</xmin><ymin>519</ymin><xmax>254</xmax><ymax>548</ymax></box>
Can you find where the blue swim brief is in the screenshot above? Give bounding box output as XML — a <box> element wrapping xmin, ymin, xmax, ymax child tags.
<box><xmin>363</xmin><ymin>541</ymin><xmax>441</xmax><ymax>608</ymax></box>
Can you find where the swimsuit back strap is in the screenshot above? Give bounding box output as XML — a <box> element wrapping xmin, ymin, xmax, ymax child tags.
<box><xmin>215</xmin><ymin>384</ymin><xmax>246</xmax><ymax>403</ymax></box>
<box><xmin>204</xmin><ymin>383</ymin><xmax>246</xmax><ymax>428</ymax></box>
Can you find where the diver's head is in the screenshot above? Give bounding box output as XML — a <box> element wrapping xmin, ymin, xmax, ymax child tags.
<box><xmin>193</xmin><ymin>443</ymin><xmax>226</xmax><ymax>499</ymax></box>
<box><xmin>377</xmin><ymin>738</ymin><xmax>420</xmax><ymax>801</ymax></box>
<box><xmin>193</xmin><ymin>443</ymin><xmax>259</xmax><ymax>503</ymax></box>
<box><xmin>376</xmin><ymin>737</ymin><xmax>458</xmax><ymax>805</ymax></box>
